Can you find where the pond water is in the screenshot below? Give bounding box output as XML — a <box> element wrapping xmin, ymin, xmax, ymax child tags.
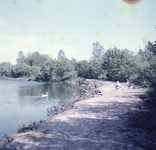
<box><xmin>0</xmin><ymin>80</ymin><xmax>84</xmax><ymax>142</ymax></box>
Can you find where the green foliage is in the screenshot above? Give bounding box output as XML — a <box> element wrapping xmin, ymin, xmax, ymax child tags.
<box><xmin>88</xmin><ymin>59</ymin><xmax>103</xmax><ymax>79</ymax></box>
<box><xmin>91</xmin><ymin>41</ymin><xmax>104</xmax><ymax>60</ymax></box>
<box><xmin>29</xmin><ymin>65</ymin><xmax>40</xmax><ymax>80</ymax></box>
<box><xmin>25</xmin><ymin>51</ymin><xmax>50</xmax><ymax>66</ymax></box>
<box><xmin>34</xmin><ymin>56</ymin><xmax>77</xmax><ymax>82</ymax></box>
<box><xmin>101</xmin><ymin>47</ymin><xmax>133</xmax><ymax>81</ymax></box>
<box><xmin>57</xmin><ymin>49</ymin><xmax>66</xmax><ymax>60</ymax></box>
<box><xmin>11</xmin><ymin>63</ymin><xmax>31</xmax><ymax>78</ymax></box>
<box><xmin>16</xmin><ymin>119</ymin><xmax>29</xmax><ymax>133</ymax></box>
<box><xmin>60</xmin><ymin>59</ymin><xmax>66</xmax><ymax>66</ymax></box>
<box><xmin>75</xmin><ymin>60</ymin><xmax>90</xmax><ymax>78</ymax></box>
<box><xmin>62</xmin><ymin>61</ymin><xmax>77</xmax><ymax>81</ymax></box>
<box><xmin>16</xmin><ymin>51</ymin><xmax>25</xmax><ymax>64</ymax></box>
<box><xmin>146</xmin><ymin>41</ymin><xmax>156</xmax><ymax>55</ymax></box>
<box><xmin>51</xmin><ymin>59</ymin><xmax>77</xmax><ymax>81</ymax></box>
<box><xmin>1</xmin><ymin>40</ymin><xmax>156</xmax><ymax>90</ymax></box>
<box><xmin>35</xmin><ymin>64</ymin><xmax>52</xmax><ymax>82</ymax></box>
<box><xmin>0</xmin><ymin>62</ymin><xmax>12</xmax><ymax>77</ymax></box>
<box><xmin>129</xmin><ymin>47</ymin><xmax>156</xmax><ymax>87</ymax></box>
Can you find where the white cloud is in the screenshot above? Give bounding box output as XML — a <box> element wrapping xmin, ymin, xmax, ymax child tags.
<box><xmin>0</xmin><ymin>19</ymin><xmax>12</xmax><ymax>27</ymax></box>
<box><xmin>0</xmin><ymin>33</ymin><xmax>85</xmax><ymax>63</ymax></box>
<box><xmin>64</xmin><ymin>33</ymin><xmax>82</xmax><ymax>38</ymax></box>
<box><xmin>0</xmin><ymin>34</ymin><xmax>41</xmax><ymax>44</ymax></box>
<box><xmin>44</xmin><ymin>33</ymin><xmax>82</xmax><ymax>40</ymax></box>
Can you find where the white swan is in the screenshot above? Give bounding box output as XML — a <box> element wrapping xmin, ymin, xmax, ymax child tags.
<box><xmin>42</xmin><ymin>92</ymin><xmax>48</xmax><ymax>98</ymax></box>
<box><xmin>115</xmin><ymin>81</ymin><xmax>121</xmax><ymax>90</ymax></box>
<box><xmin>127</xmin><ymin>79</ymin><xmax>132</xmax><ymax>88</ymax></box>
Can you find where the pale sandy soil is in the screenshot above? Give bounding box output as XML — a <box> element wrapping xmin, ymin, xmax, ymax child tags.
<box><xmin>1</xmin><ymin>80</ymin><xmax>145</xmax><ymax>150</ymax></box>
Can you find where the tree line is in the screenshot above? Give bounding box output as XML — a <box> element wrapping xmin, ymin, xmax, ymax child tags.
<box><xmin>0</xmin><ymin>41</ymin><xmax>156</xmax><ymax>87</ymax></box>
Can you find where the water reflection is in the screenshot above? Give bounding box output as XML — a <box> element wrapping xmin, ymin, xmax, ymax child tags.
<box><xmin>17</xmin><ymin>82</ymin><xmax>83</xmax><ymax>107</ymax></box>
<box><xmin>0</xmin><ymin>80</ymin><xmax>84</xmax><ymax>142</ymax></box>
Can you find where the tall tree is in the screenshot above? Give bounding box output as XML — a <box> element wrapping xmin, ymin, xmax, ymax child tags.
<box><xmin>91</xmin><ymin>41</ymin><xmax>104</xmax><ymax>60</ymax></box>
<box><xmin>0</xmin><ymin>62</ymin><xmax>12</xmax><ymax>77</ymax></box>
<box><xmin>57</xmin><ymin>49</ymin><xmax>66</xmax><ymax>60</ymax></box>
<box><xmin>17</xmin><ymin>51</ymin><xmax>25</xmax><ymax>64</ymax></box>
<box><xmin>146</xmin><ymin>41</ymin><xmax>156</xmax><ymax>55</ymax></box>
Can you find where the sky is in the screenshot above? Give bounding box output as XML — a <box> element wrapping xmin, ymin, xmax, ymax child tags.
<box><xmin>0</xmin><ymin>0</ymin><xmax>156</xmax><ymax>64</ymax></box>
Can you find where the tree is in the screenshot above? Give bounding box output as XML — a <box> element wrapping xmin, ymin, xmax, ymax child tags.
<box><xmin>146</xmin><ymin>41</ymin><xmax>156</xmax><ymax>55</ymax></box>
<box><xmin>101</xmin><ymin>47</ymin><xmax>133</xmax><ymax>81</ymax></box>
<box><xmin>0</xmin><ymin>62</ymin><xmax>12</xmax><ymax>77</ymax></box>
<box><xmin>25</xmin><ymin>52</ymin><xmax>35</xmax><ymax>66</ymax></box>
<box><xmin>16</xmin><ymin>51</ymin><xmax>25</xmax><ymax>64</ymax></box>
<box><xmin>91</xmin><ymin>41</ymin><xmax>104</xmax><ymax>60</ymax></box>
<box><xmin>57</xmin><ymin>49</ymin><xmax>66</xmax><ymax>60</ymax></box>
<box><xmin>130</xmin><ymin>43</ymin><xmax>156</xmax><ymax>87</ymax></box>
<box><xmin>75</xmin><ymin>60</ymin><xmax>90</xmax><ymax>78</ymax></box>
<box><xmin>11</xmin><ymin>63</ymin><xmax>31</xmax><ymax>78</ymax></box>
<box><xmin>88</xmin><ymin>59</ymin><xmax>103</xmax><ymax>79</ymax></box>
<box><xmin>30</xmin><ymin>65</ymin><xmax>40</xmax><ymax>78</ymax></box>
<box><xmin>35</xmin><ymin>59</ymin><xmax>55</xmax><ymax>82</ymax></box>
<box><xmin>25</xmin><ymin>51</ymin><xmax>49</xmax><ymax>66</ymax></box>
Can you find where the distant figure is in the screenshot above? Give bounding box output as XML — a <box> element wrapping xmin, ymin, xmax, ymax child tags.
<box><xmin>42</xmin><ymin>92</ymin><xmax>48</xmax><ymax>98</ymax></box>
<box><xmin>95</xmin><ymin>82</ymin><xmax>97</xmax><ymax>89</ymax></box>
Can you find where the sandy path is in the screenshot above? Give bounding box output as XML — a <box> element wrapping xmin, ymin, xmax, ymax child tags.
<box><xmin>1</xmin><ymin>80</ymin><xmax>144</xmax><ymax>150</ymax></box>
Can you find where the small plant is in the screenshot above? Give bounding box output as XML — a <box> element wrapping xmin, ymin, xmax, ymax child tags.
<box><xmin>16</xmin><ymin>119</ymin><xmax>29</xmax><ymax>133</ymax></box>
<box><xmin>16</xmin><ymin>120</ymin><xmax>38</xmax><ymax>133</ymax></box>
<box><xmin>2</xmin><ymin>134</ymin><xmax>14</xmax><ymax>143</ymax></box>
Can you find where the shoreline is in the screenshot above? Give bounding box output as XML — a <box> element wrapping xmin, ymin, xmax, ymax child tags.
<box><xmin>0</xmin><ymin>79</ymin><xmax>103</xmax><ymax>147</ymax></box>
<box><xmin>1</xmin><ymin>80</ymin><xmax>147</xmax><ymax>149</ymax></box>
<box><xmin>0</xmin><ymin>77</ymin><xmax>29</xmax><ymax>81</ymax></box>
<box><xmin>0</xmin><ymin>76</ymin><xmax>105</xmax><ymax>89</ymax></box>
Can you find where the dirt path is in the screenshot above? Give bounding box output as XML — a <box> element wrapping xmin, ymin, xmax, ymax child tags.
<box><xmin>1</xmin><ymin>80</ymin><xmax>145</xmax><ymax>150</ymax></box>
